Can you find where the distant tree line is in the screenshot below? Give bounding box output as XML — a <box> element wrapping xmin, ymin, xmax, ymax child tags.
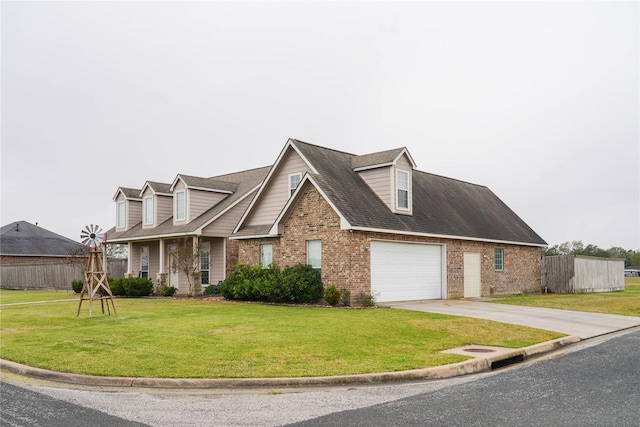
<box><xmin>544</xmin><ymin>241</ymin><xmax>640</xmax><ymax>267</ymax></box>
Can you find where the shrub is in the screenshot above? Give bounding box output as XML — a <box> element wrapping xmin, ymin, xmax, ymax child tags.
<box><xmin>340</xmin><ymin>288</ymin><xmax>351</xmax><ymax>306</ymax></box>
<box><xmin>323</xmin><ymin>285</ymin><xmax>341</xmax><ymax>306</ymax></box>
<box><xmin>109</xmin><ymin>278</ymin><xmax>126</xmax><ymax>296</ymax></box>
<box><xmin>161</xmin><ymin>286</ymin><xmax>177</xmax><ymax>297</ymax></box>
<box><xmin>358</xmin><ymin>292</ymin><xmax>376</xmax><ymax>307</ymax></box>
<box><xmin>203</xmin><ymin>283</ymin><xmax>220</xmax><ymax>296</ymax></box>
<box><xmin>71</xmin><ymin>279</ymin><xmax>83</xmax><ymax>294</ymax></box>
<box><xmin>122</xmin><ymin>277</ymin><xmax>154</xmax><ymax>297</ymax></box>
<box><xmin>221</xmin><ymin>263</ymin><xmax>323</xmax><ymax>304</ymax></box>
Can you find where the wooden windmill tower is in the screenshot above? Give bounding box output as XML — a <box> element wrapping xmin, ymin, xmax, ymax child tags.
<box><xmin>76</xmin><ymin>224</ymin><xmax>117</xmax><ymax>317</ymax></box>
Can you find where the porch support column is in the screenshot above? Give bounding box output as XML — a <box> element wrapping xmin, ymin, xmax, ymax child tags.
<box><xmin>127</xmin><ymin>242</ymin><xmax>133</xmax><ymax>275</ymax></box>
<box><xmin>159</xmin><ymin>239</ymin><xmax>165</xmax><ymax>273</ymax></box>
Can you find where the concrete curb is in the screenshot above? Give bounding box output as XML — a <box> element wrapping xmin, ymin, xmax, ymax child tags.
<box><xmin>0</xmin><ymin>336</ymin><xmax>580</xmax><ymax>389</ymax></box>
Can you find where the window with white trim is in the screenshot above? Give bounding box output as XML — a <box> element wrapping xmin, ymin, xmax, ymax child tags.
<box><xmin>143</xmin><ymin>196</ymin><xmax>153</xmax><ymax>225</ymax></box>
<box><xmin>117</xmin><ymin>201</ymin><xmax>126</xmax><ymax>228</ymax></box>
<box><xmin>200</xmin><ymin>242</ymin><xmax>210</xmax><ymax>285</ymax></box>
<box><xmin>494</xmin><ymin>248</ymin><xmax>504</xmax><ymax>271</ymax></box>
<box><xmin>289</xmin><ymin>173</ymin><xmax>302</xmax><ymax>196</ymax></box>
<box><xmin>396</xmin><ymin>170</ymin><xmax>409</xmax><ymax>210</ymax></box>
<box><xmin>306</xmin><ymin>240</ymin><xmax>321</xmax><ymax>274</ymax></box>
<box><xmin>175</xmin><ymin>191</ymin><xmax>186</xmax><ymax>221</ymax></box>
<box><xmin>140</xmin><ymin>246</ymin><xmax>149</xmax><ymax>278</ymax></box>
<box><xmin>260</xmin><ymin>244</ymin><xmax>273</xmax><ymax>269</ymax></box>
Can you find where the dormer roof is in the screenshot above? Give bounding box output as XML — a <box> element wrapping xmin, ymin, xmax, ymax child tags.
<box><xmin>113</xmin><ymin>187</ymin><xmax>142</xmax><ymax>202</ymax></box>
<box><xmin>169</xmin><ymin>174</ymin><xmax>239</xmax><ymax>194</ymax></box>
<box><xmin>351</xmin><ymin>147</ymin><xmax>416</xmax><ymax>171</ymax></box>
<box><xmin>140</xmin><ymin>181</ymin><xmax>172</xmax><ymax>196</ymax></box>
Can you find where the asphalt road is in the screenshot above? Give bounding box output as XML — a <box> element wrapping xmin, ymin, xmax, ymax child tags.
<box><xmin>0</xmin><ymin>382</ymin><xmax>149</xmax><ymax>427</ymax></box>
<box><xmin>1</xmin><ymin>330</ymin><xmax>638</xmax><ymax>427</ymax></box>
<box><xmin>287</xmin><ymin>330</ymin><xmax>640</xmax><ymax>427</ymax></box>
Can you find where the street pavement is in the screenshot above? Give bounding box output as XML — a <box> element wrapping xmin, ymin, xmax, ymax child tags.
<box><xmin>386</xmin><ymin>299</ymin><xmax>640</xmax><ymax>338</ymax></box>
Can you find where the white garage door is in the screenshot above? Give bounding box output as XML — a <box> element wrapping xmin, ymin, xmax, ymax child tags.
<box><xmin>371</xmin><ymin>241</ymin><xmax>443</xmax><ymax>302</ymax></box>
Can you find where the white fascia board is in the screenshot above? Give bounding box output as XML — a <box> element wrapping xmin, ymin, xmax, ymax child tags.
<box><xmin>141</xmin><ymin>182</ymin><xmax>173</xmax><ymax>197</ymax></box>
<box><xmin>394</xmin><ymin>148</ymin><xmax>417</xmax><ymax>169</ymax></box>
<box><xmin>188</xmin><ymin>186</ymin><xmax>233</xmax><ymax>194</ymax></box>
<box><xmin>268</xmin><ymin>174</ymin><xmax>352</xmax><ymax>236</ymax></box>
<box><xmin>169</xmin><ymin>175</ymin><xmax>187</xmax><ymax>193</ymax></box>
<box><xmin>229</xmin><ymin>233</ymin><xmax>277</xmax><ymax>240</ymax></box>
<box><xmin>195</xmin><ymin>184</ymin><xmax>261</xmax><ymax>234</ymax></box>
<box><xmin>233</xmin><ymin>139</ymin><xmax>315</xmax><ymax>233</ymax></box>
<box><xmin>353</xmin><ymin>162</ymin><xmax>394</xmax><ymax>172</ymax></box>
<box><xmin>107</xmin><ymin>231</ymin><xmax>201</xmax><ymax>244</ymax></box>
<box><xmin>350</xmin><ymin>226</ymin><xmax>547</xmax><ymax>248</ymax></box>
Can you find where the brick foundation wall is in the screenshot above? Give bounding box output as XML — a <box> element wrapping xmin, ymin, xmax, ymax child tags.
<box><xmin>236</xmin><ymin>184</ymin><xmax>543</xmax><ymax>302</ymax></box>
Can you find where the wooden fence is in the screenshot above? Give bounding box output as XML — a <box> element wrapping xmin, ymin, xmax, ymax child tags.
<box><xmin>542</xmin><ymin>256</ymin><xmax>625</xmax><ymax>293</ymax></box>
<box><xmin>1</xmin><ymin>259</ymin><xmax>128</xmax><ymax>291</ymax></box>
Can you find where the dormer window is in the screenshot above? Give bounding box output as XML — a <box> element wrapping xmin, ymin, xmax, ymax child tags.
<box><xmin>143</xmin><ymin>196</ymin><xmax>153</xmax><ymax>225</ymax></box>
<box><xmin>175</xmin><ymin>191</ymin><xmax>186</xmax><ymax>221</ymax></box>
<box><xmin>117</xmin><ymin>202</ymin><xmax>126</xmax><ymax>228</ymax></box>
<box><xmin>289</xmin><ymin>173</ymin><xmax>302</xmax><ymax>196</ymax></box>
<box><xmin>396</xmin><ymin>169</ymin><xmax>410</xmax><ymax>210</ymax></box>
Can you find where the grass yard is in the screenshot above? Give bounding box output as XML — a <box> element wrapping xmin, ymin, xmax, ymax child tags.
<box><xmin>0</xmin><ymin>289</ymin><xmax>77</xmax><ymax>304</ymax></box>
<box><xmin>491</xmin><ymin>277</ymin><xmax>640</xmax><ymax>317</ymax></box>
<box><xmin>0</xmin><ymin>290</ymin><xmax>563</xmax><ymax>378</ymax></box>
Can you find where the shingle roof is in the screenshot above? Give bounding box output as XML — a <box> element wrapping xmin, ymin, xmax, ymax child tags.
<box><xmin>290</xmin><ymin>139</ymin><xmax>546</xmax><ymax>246</ymax></box>
<box><xmin>144</xmin><ymin>181</ymin><xmax>172</xmax><ymax>195</ymax></box>
<box><xmin>351</xmin><ymin>147</ymin><xmax>406</xmax><ymax>170</ymax></box>
<box><xmin>174</xmin><ymin>175</ymin><xmax>239</xmax><ymax>193</ymax></box>
<box><xmin>119</xmin><ymin>187</ymin><xmax>142</xmax><ymax>199</ymax></box>
<box><xmin>106</xmin><ymin>166</ymin><xmax>271</xmax><ymax>241</ymax></box>
<box><xmin>1</xmin><ymin>221</ymin><xmax>86</xmax><ymax>257</ymax></box>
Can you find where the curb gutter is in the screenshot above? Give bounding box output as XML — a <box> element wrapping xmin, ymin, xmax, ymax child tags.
<box><xmin>0</xmin><ymin>336</ymin><xmax>580</xmax><ymax>389</ymax></box>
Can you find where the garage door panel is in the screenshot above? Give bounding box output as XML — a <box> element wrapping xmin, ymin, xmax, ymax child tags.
<box><xmin>371</xmin><ymin>241</ymin><xmax>442</xmax><ymax>302</ymax></box>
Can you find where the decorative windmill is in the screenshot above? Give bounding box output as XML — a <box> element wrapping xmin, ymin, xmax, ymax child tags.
<box><xmin>76</xmin><ymin>224</ymin><xmax>117</xmax><ymax>317</ymax></box>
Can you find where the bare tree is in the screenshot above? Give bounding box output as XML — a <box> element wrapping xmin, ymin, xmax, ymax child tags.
<box><xmin>169</xmin><ymin>237</ymin><xmax>202</xmax><ymax>296</ymax></box>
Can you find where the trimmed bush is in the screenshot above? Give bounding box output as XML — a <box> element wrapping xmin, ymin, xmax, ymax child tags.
<box><xmin>107</xmin><ymin>277</ymin><xmax>153</xmax><ymax>297</ymax></box>
<box><xmin>203</xmin><ymin>283</ymin><xmax>220</xmax><ymax>296</ymax></box>
<box><xmin>323</xmin><ymin>285</ymin><xmax>341</xmax><ymax>306</ymax></box>
<box><xmin>71</xmin><ymin>279</ymin><xmax>83</xmax><ymax>294</ymax></box>
<box><xmin>123</xmin><ymin>277</ymin><xmax>154</xmax><ymax>297</ymax></box>
<box><xmin>109</xmin><ymin>278</ymin><xmax>126</xmax><ymax>296</ymax></box>
<box><xmin>340</xmin><ymin>288</ymin><xmax>351</xmax><ymax>306</ymax></box>
<box><xmin>221</xmin><ymin>263</ymin><xmax>323</xmax><ymax>304</ymax></box>
<box><xmin>161</xmin><ymin>286</ymin><xmax>177</xmax><ymax>297</ymax></box>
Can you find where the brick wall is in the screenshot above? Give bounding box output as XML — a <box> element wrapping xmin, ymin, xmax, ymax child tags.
<box><xmin>236</xmin><ymin>184</ymin><xmax>543</xmax><ymax>303</ymax></box>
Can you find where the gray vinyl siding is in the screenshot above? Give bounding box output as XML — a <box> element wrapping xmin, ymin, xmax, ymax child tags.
<box><xmin>189</xmin><ymin>190</ymin><xmax>227</xmax><ymax>222</ymax></box>
<box><xmin>358</xmin><ymin>167</ymin><xmax>392</xmax><ymax>209</ymax></box>
<box><xmin>127</xmin><ymin>200</ymin><xmax>142</xmax><ymax>230</ymax></box>
<box><xmin>246</xmin><ymin>150</ymin><xmax>310</xmax><ymax>226</ymax></box>
<box><xmin>210</xmin><ymin>238</ymin><xmax>225</xmax><ymax>284</ymax></box>
<box><xmin>203</xmin><ymin>191</ymin><xmax>255</xmax><ymax>237</ymax></box>
<box><xmin>156</xmin><ymin>195</ymin><xmax>173</xmax><ymax>225</ymax></box>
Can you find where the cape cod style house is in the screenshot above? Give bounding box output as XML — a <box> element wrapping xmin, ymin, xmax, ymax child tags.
<box><xmin>106</xmin><ymin>167</ymin><xmax>270</xmax><ymax>294</ymax></box>
<box><xmin>232</xmin><ymin>139</ymin><xmax>547</xmax><ymax>303</ymax></box>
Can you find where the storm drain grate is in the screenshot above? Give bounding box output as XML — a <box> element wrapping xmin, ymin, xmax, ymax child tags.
<box><xmin>491</xmin><ymin>354</ymin><xmax>525</xmax><ymax>370</ymax></box>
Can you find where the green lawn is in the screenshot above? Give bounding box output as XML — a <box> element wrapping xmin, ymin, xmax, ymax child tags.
<box><xmin>0</xmin><ymin>290</ymin><xmax>563</xmax><ymax>378</ymax></box>
<box><xmin>0</xmin><ymin>289</ymin><xmax>77</xmax><ymax>304</ymax></box>
<box><xmin>491</xmin><ymin>278</ymin><xmax>640</xmax><ymax>317</ymax></box>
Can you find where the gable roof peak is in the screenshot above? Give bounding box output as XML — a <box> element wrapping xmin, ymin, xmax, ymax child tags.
<box><xmin>141</xmin><ymin>181</ymin><xmax>173</xmax><ymax>196</ymax></box>
<box><xmin>113</xmin><ymin>187</ymin><xmax>143</xmax><ymax>201</ymax></box>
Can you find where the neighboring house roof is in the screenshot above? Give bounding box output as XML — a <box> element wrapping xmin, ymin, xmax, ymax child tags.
<box><xmin>107</xmin><ymin>166</ymin><xmax>271</xmax><ymax>242</ymax></box>
<box><xmin>625</xmin><ymin>266</ymin><xmax>640</xmax><ymax>271</ymax></box>
<box><xmin>237</xmin><ymin>139</ymin><xmax>547</xmax><ymax>246</ymax></box>
<box><xmin>0</xmin><ymin>221</ymin><xmax>86</xmax><ymax>257</ymax></box>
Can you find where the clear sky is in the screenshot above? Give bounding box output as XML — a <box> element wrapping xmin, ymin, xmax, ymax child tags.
<box><xmin>2</xmin><ymin>1</ymin><xmax>638</xmax><ymax>250</ymax></box>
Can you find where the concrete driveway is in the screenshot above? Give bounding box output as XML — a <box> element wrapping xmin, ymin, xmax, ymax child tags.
<box><xmin>386</xmin><ymin>299</ymin><xmax>640</xmax><ymax>339</ymax></box>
